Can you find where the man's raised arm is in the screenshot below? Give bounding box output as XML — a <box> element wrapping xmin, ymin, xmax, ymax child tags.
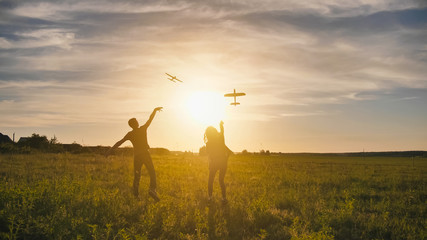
<box><xmin>144</xmin><ymin>107</ymin><xmax>163</xmax><ymax>128</ymax></box>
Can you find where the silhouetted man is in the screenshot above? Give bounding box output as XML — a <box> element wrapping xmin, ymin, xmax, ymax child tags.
<box><xmin>106</xmin><ymin>107</ymin><xmax>163</xmax><ymax>201</ymax></box>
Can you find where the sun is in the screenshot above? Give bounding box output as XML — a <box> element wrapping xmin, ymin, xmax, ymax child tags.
<box><xmin>186</xmin><ymin>91</ymin><xmax>227</xmax><ymax>126</ymax></box>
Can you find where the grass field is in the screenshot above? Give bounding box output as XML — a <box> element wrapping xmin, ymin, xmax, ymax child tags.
<box><xmin>0</xmin><ymin>153</ymin><xmax>425</xmax><ymax>239</ymax></box>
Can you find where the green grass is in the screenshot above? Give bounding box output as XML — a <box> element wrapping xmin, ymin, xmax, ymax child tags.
<box><xmin>0</xmin><ymin>153</ymin><xmax>425</xmax><ymax>239</ymax></box>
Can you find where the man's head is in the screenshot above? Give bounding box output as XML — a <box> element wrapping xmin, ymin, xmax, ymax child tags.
<box><xmin>128</xmin><ymin>118</ymin><xmax>139</xmax><ymax>129</ymax></box>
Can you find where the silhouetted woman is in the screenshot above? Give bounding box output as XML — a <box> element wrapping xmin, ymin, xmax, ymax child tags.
<box><xmin>106</xmin><ymin>107</ymin><xmax>162</xmax><ymax>201</ymax></box>
<box><xmin>204</xmin><ymin>121</ymin><xmax>232</xmax><ymax>204</ymax></box>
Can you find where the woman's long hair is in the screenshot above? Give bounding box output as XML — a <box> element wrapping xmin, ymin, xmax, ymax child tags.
<box><xmin>204</xmin><ymin>126</ymin><xmax>220</xmax><ymax>144</ymax></box>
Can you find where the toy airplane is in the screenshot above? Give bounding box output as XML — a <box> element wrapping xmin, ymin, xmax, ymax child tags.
<box><xmin>224</xmin><ymin>89</ymin><xmax>246</xmax><ymax>106</ymax></box>
<box><xmin>165</xmin><ymin>73</ymin><xmax>183</xmax><ymax>83</ymax></box>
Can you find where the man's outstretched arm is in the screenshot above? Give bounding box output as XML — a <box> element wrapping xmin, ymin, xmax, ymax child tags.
<box><xmin>105</xmin><ymin>137</ymin><xmax>127</xmax><ymax>156</ymax></box>
<box><xmin>144</xmin><ymin>107</ymin><xmax>163</xmax><ymax>128</ymax></box>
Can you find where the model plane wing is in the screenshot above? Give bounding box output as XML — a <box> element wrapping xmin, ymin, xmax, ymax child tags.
<box><xmin>224</xmin><ymin>93</ymin><xmax>245</xmax><ymax>97</ymax></box>
<box><xmin>166</xmin><ymin>73</ymin><xmax>183</xmax><ymax>83</ymax></box>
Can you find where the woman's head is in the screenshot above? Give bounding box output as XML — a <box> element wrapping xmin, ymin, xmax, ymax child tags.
<box><xmin>204</xmin><ymin>126</ymin><xmax>219</xmax><ymax>143</ymax></box>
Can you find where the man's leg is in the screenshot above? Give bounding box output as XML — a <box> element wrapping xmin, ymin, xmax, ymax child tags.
<box><xmin>143</xmin><ymin>152</ymin><xmax>159</xmax><ymax>201</ymax></box>
<box><xmin>133</xmin><ymin>156</ymin><xmax>143</xmax><ymax>197</ymax></box>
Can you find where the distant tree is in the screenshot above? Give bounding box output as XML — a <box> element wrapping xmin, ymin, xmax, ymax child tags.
<box><xmin>0</xmin><ymin>142</ymin><xmax>15</xmax><ymax>153</ymax></box>
<box><xmin>50</xmin><ymin>135</ymin><xmax>59</xmax><ymax>145</ymax></box>
<box><xmin>259</xmin><ymin>149</ymin><xmax>271</xmax><ymax>155</ymax></box>
<box><xmin>0</xmin><ymin>143</ymin><xmax>31</xmax><ymax>154</ymax></box>
<box><xmin>150</xmin><ymin>148</ymin><xmax>170</xmax><ymax>155</ymax></box>
<box><xmin>199</xmin><ymin>145</ymin><xmax>207</xmax><ymax>156</ymax></box>
<box><xmin>18</xmin><ymin>133</ymin><xmax>49</xmax><ymax>150</ymax></box>
<box><xmin>48</xmin><ymin>135</ymin><xmax>64</xmax><ymax>153</ymax></box>
<box><xmin>63</xmin><ymin>142</ymin><xmax>84</xmax><ymax>153</ymax></box>
<box><xmin>242</xmin><ymin>149</ymin><xmax>249</xmax><ymax>155</ymax></box>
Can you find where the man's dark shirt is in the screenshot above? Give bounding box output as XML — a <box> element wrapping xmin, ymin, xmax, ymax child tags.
<box><xmin>124</xmin><ymin>125</ymin><xmax>149</xmax><ymax>155</ymax></box>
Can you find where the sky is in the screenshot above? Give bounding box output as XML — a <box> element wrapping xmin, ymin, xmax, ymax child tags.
<box><xmin>1</xmin><ymin>0</ymin><xmax>426</xmax><ymax>153</ymax></box>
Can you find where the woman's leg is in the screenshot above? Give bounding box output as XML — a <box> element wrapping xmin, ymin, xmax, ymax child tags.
<box><xmin>208</xmin><ymin>169</ymin><xmax>216</xmax><ymax>199</ymax></box>
<box><xmin>219</xmin><ymin>165</ymin><xmax>227</xmax><ymax>200</ymax></box>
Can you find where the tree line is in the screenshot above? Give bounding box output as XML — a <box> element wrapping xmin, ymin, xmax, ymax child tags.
<box><xmin>0</xmin><ymin>133</ymin><xmax>170</xmax><ymax>155</ymax></box>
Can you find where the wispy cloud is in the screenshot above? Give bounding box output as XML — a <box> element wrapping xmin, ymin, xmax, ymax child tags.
<box><xmin>0</xmin><ymin>29</ymin><xmax>75</xmax><ymax>49</ymax></box>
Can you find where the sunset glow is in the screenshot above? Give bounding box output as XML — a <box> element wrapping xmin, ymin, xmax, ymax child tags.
<box><xmin>186</xmin><ymin>91</ymin><xmax>227</xmax><ymax>126</ymax></box>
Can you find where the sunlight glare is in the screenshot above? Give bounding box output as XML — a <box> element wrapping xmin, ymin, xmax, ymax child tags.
<box><xmin>186</xmin><ymin>91</ymin><xmax>227</xmax><ymax>126</ymax></box>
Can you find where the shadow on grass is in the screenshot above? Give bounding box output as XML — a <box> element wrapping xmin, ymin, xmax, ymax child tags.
<box><xmin>208</xmin><ymin>200</ymin><xmax>256</xmax><ymax>240</ymax></box>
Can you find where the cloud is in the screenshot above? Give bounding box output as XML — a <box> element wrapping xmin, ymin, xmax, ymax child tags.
<box><xmin>0</xmin><ymin>29</ymin><xmax>75</xmax><ymax>49</ymax></box>
<box><xmin>280</xmin><ymin>111</ymin><xmax>326</xmax><ymax>117</ymax></box>
<box><xmin>0</xmin><ymin>77</ymin><xmax>157</xmax><ymax>127</ymax></box>
<box><xmin>222</xmin><ymin>6</ymin><xmax>427</xmax><ymax>110</ymax></box>
<box><xmin>9</xmin><ymin>1</ymin><xmax>189</xmax><ymax>20</ymax></box>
